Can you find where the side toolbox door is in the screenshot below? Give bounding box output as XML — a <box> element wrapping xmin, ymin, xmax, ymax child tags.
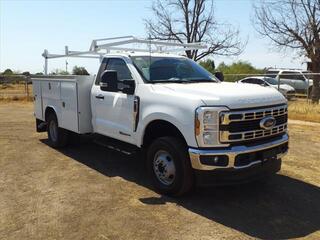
<box><xmin>32</xmin><ymin>80</ymin><xmax>43</xmax><ymax>119</ymax></box>
<box><xmin>41</xmin><ymin>80</ymin><xmax>61</xmax><ymax>122</ymax></box>
<box><xmin>60</xmin><ymin>81</ymin><xmax>79</xmax><ymax>133</ymax></box>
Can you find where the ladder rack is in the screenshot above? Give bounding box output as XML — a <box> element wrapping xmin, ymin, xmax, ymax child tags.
<box><xmin>42</xmin><ymin>36</ymin><xmax>207</xmax><ymax>74</ymax></box>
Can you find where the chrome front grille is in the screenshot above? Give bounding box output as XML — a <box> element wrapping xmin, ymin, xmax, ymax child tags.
<box><xmin>220</xmin><ymin>105</ymin><xmax>288</xmax><ymax>143</ymax></box>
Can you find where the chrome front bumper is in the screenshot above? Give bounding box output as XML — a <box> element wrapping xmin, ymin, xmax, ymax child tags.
<box><xmin>189</xmin><ymin>134</ymin><xmax>289</xmax><ymax>171</ymax></box>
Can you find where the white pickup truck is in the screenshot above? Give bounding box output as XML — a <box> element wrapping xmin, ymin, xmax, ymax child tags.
<box><xmin>33</xmin><ymin>37</ymin><xmax>289</xmax><ymax>196</ymax></box>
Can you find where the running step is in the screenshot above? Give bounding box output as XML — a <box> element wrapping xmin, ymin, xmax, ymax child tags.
<box><xmin>93</xmin><ymin>134</ymin><xmax>139</xmax><ymax>155</ymax></box>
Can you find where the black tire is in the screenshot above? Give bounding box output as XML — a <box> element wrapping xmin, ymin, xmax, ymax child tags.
<box><xmin>308</xmin><ymin>86</ymin><xmax>313</xmax><ymax>99</ymax></box>
<box><xmin>146</xmin><ymin>136</ymin><xmax>194</xmax><ymax>196</ymax></box>
<box><xmin>47</xmin><ymin>113</ymin><xmax>68</xmax><ymax>148</ymax></box>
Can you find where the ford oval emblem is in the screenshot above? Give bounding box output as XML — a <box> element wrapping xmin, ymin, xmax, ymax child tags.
<box><xmin>260</xmin><ymin>116</ymin><xmax>276</xmax><ymax>130</ymax></box>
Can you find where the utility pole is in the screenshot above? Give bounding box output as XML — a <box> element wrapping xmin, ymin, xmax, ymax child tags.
<box><xmin>65</xmin><ymin>60</ymin><xmax>68</xmax><ymax>73</ymax></box>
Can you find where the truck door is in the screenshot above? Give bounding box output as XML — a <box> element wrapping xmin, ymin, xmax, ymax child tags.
<box><xmin>91</xmin><ymin>57</ymin><xmax>136</xmax><ymax>144</ymax></box>
<box><xmin>279</xmin><ymin>71</ymin><xmax>293</xmax><ymax>87</ymax></box>
<box><xmin>295</xmin><ymin>73</ymin><xmax>309</xmax><ymax>94</ymax></box>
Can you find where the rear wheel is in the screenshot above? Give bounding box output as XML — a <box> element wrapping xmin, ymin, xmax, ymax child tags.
<box><xmin>47</xmin><ymin>113</ymin><xmax>68</xmax><ymax>148</ymax></box>
<box><xmin>146</xmin><ymin>136</ymin><xmax>194</xmax><ymax>196</ymax></box>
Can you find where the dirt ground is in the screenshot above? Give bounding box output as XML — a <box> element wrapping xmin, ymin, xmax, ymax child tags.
<box><xmin>0</xmin><ymin>102</ymin><xmax>319</xmax><ymax>240</ymax></box>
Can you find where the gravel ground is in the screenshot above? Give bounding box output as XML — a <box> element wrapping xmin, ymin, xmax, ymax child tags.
<box><xmin>0</xmin><ymin>102</ymin><xmax>319</xmax><ymax>240</ymax></box>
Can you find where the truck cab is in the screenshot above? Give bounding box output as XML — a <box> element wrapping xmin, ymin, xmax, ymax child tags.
<box><xmin>33</xmin><ymin>37</ymin><xmax>289</xmax><ymax>196</ymax></box>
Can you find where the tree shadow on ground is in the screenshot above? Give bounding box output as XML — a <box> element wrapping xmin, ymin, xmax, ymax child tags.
<box><xmin>41</xmin><ymin>138</ymin><xmax>320</xmax><ymax>239</ymax></box>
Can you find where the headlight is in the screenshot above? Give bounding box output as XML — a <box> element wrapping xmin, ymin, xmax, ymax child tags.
<box><xmin>203</xmin><ymin>132</ymin><xmax>216</xmax><ymax>145</ymax></box>
<box><xmin>203</xmin><ymin>111</ymin><xmax>217</xmax><ymax>125</ymax></box>
<box><xmin>195</xmin><ymin>107</ymin><xmax>228</xmax><ymax>147</ymax></box>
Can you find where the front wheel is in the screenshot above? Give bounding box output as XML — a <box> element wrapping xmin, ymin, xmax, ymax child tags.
<box><xmin>146</xmin><ymin>137</ymin><xmax>194</xmax><ymax>196</ymax></box>
<box><xmin>47</xmin><ymin>113</ymin><xmax>68</xmax><ymax>148</ymax></box>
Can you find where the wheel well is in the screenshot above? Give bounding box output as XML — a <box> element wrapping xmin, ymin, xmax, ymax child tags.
<box><xmin>143</xmin><ymin>120</ymin><xmax>187</xmax><ymax>148</ymax></box>
<box><xmin>45</xmin><ymin>107</ymin><xmax>56</xmax><ymax>122</ymax></box>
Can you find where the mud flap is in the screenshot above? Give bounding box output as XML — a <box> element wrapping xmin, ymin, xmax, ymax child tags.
<box><xmin>36</xmin><ymin>119</ymin><xmax>47</xmax><ymax>132</ymax></box>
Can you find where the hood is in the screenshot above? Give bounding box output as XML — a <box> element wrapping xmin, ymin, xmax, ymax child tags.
<box><xmin>151</xmin><ymin>82</ymin><xmax>286</xmax><ymax>109</ymax></box>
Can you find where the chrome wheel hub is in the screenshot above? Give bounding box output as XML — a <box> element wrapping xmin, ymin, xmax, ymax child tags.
<box><xmin>153</xmin><ymin>150</ymin><xmax>176</xmax><ymax>185</ymax></box>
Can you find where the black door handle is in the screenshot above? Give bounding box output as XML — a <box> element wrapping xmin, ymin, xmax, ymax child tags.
<box><xmin>95</xmin><ymin>95</ymin><xmax>104</xmax><ymax>99</ymax></box>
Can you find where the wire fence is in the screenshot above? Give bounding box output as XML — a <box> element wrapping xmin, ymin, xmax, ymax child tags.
<box><xmin>0</xmin><ymin>75</ymin><xmax>32</xmax><ymax>101</ymax></box>
<box><xmin>0</xmin><ymin>72</ymin><xmax>317</xmax><ymax>103</ymax></box>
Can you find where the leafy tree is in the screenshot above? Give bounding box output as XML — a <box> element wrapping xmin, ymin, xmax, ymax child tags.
<box><xmin>254</xmin><ymin>0</ymin><xmax>320</xmax><ymax>103</ymax></box>
<box><xmin>216</xmin><ymin>61</ymin><xmax>263</xmax><ymax>74</ymax></box>
<box><xmin>145</xmin><ymin>0</ymin><xmax>245</xmax><ymax>61</ymax></box>
<box><xmin>50</xmin><ymin>69</ymin><xmax>69</xmax><ymax>75</ymax></box>
<box><xmin>72</xmin><ymin>66</ymin><xmax>89</xmax><ymax>75</ymax></box>
<box><xmin>199</xmin><ymin>59</ymin><xmax>215</xmax><ymax>73</ymax></box>
<box><xmin>212</xmin><ymin>61</ymin><xmax>264</xmax><ymax>82</ymax></box>
<box><xmin>2</xmin><ymin>69</ymin><xmax>13</xmax><ymax>75</ymax></box>
<box><xmin>22</xmin><ymin>71</ymin><xmax>30</xmax><ymax>76</ymax></box>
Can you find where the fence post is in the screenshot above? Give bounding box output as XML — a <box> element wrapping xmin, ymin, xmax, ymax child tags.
<box><xmin>26</xmin><ymin>77</ymin><xmax>29</xmax><ymax>99</ymax></box>
<box><xmin>24</xmin><ymin>77</ymin><xmax>27</xmax><ymax>97</ymax></box>
<box><xmin>276</xmin><ymin>74</ymin><xmax>280</xmax><ymax>91</ymax></box>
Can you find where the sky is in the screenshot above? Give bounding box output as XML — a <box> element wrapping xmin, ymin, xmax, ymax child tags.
<box><xmin>0</xmin><ymin>0</ymin><xmax>307</xmax><ymax>74</ymax></box>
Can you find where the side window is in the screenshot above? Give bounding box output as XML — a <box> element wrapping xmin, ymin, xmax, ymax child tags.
<box><xmin>255</xmin><ymin>79</ymin><xmax>265</xmax><ymax>85</ymax></box>
<box><xmin>280</xmin><ymin>71</ymin><xmax>305</xmax><ymax>81</ymax></box>
<box><xmin>244</xmin><ymin>78</ymin><xmax>261</xmax><ymax>85</ymax></box>
<box><xmin>280</xmin><ymin>71</ymin><xmax>292</xmax><ymax>80</ymax></box>
<box><xmin>242</xmin><ymin>78</ymin><xmax>253</xmax><ymax>83</ymax></box>
<box><xmin>95</xmin><ymin>58</ymin><xmax>132</xmax><ymax>85</ymax></box>
<box><xmin>106</xmin><ymin>58</ymin><xmax>132</xmax><ymax>81</ymax></box>
<box><xmin>95</xmin><ymin>58</ymin><xmax>108</xmax><ymax>85</ymax></box>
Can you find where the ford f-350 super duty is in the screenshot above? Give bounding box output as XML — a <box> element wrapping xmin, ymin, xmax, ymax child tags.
<box><xmin>33</xmin><ymin>37</ymin><xmax>289</xmax><ymax>196</ymax></box>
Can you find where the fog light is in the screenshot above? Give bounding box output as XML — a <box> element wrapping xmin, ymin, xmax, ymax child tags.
<box><xmin>199</xmin><ymin>155</ymin><xmax>229</xmax><ymax>167</ymax></box>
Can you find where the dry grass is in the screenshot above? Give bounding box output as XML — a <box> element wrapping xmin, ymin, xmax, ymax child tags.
<box><xmin>0</xmin><ymin>95</ymin><xmax>33</xmax><ymax>102</ymax></box>
<box><xmin>0</xmin><ymin>83</ymin><xmax>32</xmax><ymax>94</ymax></box>
<box><xmin>0</xmin><ymin>83</ymin><xmax>33</xmax><ymax>102</ymax></box>
<box><xmin>288</xmin><ymin>100</ymin><xmax>320</xmax><ymax>123</ymax></box>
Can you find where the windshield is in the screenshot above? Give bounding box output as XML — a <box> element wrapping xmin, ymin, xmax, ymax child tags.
<box><xmin>264</xmin><ymin>77</ymin><xmax>279</xmax><ymax>85</ymax></box>
<box><xmin>130</xmin><ymin>56</ymin><xmax>217</xmax><ymax>83</ymax></box>
<box><xmin>265</xmin><ymin>71</ymin><xmax>279</xmax><ymax>78</ymax></box>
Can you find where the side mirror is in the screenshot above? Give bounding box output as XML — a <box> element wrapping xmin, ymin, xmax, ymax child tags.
<box><xmin>121</xmin><ymin>79</ymin><xmax>135</xmax><ymax>95</ymax></box>
<box><xmin>214</xmin><ymin>71</ymin><xmax>224</xmax><ymax>81</ymax></box>
<box><xmin>100</xmin><ymin>70</ymin><xmax>118</xmax><ymax>92</ymax></box>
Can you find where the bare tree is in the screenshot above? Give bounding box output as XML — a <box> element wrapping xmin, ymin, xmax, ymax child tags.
<box><xmin>145</xmin><ymin>0</ymin><xmax>244</xmax><ymax>61</ymax></box>
<box><xmin>254</xmin><ymin>0</ymin><xmax>320</xmax><ymax>103</ymax></box>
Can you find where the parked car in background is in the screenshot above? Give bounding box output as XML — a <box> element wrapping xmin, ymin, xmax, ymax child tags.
<box><xmin>237</xmin><ymin>76</ymin><xmax>295</xmax><ymax>99</ymax></box>
<box><xmin>265</xmin><ymin>68</ymin><xmax>313</xmax><ymax>96</ymax></box>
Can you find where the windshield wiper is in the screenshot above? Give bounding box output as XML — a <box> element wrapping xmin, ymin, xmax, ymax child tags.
<box><xmin>185</xmin><ymin>79</ymin><xmax>216</xmax><ymax>83</ymax></box>
<box><xmin>147</xmin><ymin>78</ymin><xmax>216</xmax><ymax>84</ymax></box>
<box><xmin>148</xmin><ymin>79</ymin><xmax>189</xmax><ymax>83</ymax></box>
